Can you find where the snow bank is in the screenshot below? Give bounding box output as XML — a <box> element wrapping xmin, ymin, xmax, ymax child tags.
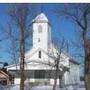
<box><xmin>0</xmin><ymin>84</ymin><xmax>85</xmax><ymax>90</ymax></box>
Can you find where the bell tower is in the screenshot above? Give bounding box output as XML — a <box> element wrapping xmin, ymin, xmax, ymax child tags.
<box><xmin>32</xmin><ymin>13</ymin><xmax>51</xmax><ymax>53</ymax></box>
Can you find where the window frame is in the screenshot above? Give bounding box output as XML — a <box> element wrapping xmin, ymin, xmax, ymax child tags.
<box><xmin>38</xmin><ymin>51</ymin><xmax>41</xmax><ymax>58</ymax></box>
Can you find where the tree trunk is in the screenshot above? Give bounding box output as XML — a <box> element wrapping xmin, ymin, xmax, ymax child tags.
<box><xmin>84</xmin><ymin>52</ymin><xmax>90</xmax><ymax>90</ymax></box>
<box><xmin>82</xmin><ymin>29</ymin><xmax>90</xmax><ymax>90</ymax></box>
<box><xmin>53</xmin><ymin>55</ymin><xmax>60</xmax><ymax>90</ymax></box>
<box><xmin>20</xmin><ymin>69</ymin><xmax>25</xmax><ymax>90</ymax></box>
<box><xmin>85</xmin><ymin>74</ymin><xmax>90</xmax><ymax>90</ymax></box>
<box><xmin>20</xmin><ymin>28</ymin><xmax>25</xmax><ymax>90</ymax></box>
<box><xmin>53</xmin><ymin>70</ymin><xmax>58</xmax><ymax>90</ymax></box>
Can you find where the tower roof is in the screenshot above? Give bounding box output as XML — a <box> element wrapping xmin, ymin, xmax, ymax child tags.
<box><xmin>33</xmin><ymin>13</ymin><xmax>48</xmax><ymax>23</ymax></box>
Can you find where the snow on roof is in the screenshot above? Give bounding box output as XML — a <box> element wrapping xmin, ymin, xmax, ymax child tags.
<box><xmin>52</xmin><ymin>43</ymin><xmax>80</xmax><ymax>65</ymax></box>
<box><xmin>33</xmin><ymin>13</ymin><xmax>48</xmax><ymax>22</ymax></box>
<box><xmin>69</xmin><ymin>59</ymin><xmax>80</xmax><ymax>65</ymax></box>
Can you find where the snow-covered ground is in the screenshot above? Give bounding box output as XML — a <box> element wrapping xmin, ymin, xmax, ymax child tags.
<box><xmin>0</xmin><ymin>84</ymin><xmax>85</xmax><ymax>90</ymax></box>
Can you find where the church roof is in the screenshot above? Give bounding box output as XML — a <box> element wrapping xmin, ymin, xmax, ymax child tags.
<box><xmin>69</xmin><ymin>59</ymin><xmax>80</xmax><ymax>65</ymax></box>
<box><xmin>0</xmin><ymin>70</ymin><xmax>9</xmax><ymax>78</ymax></box>
<box><xmin>33</xmin><ymin>13</ymin><xmax>48</xmax><ymax>23</ymax></box>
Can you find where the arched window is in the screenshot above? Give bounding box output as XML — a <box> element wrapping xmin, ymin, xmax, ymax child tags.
<box><xmin>38</xmin><ymin>51</ymin><xmax>41</xmax><ymax>58</ymax></box>
<box><xmin>38</xmin><ymin>25</ymin><xmax>42</xmax><ymax>33</ymax></box>
<box><xmin>38</xmin><ymin>38</ymin><xmax>40</xmax><ymax>42</ymax></box>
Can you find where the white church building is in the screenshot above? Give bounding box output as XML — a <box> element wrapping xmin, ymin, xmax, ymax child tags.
<box><xmin>6</xmin><ymin>13</ymin><xmax>80</xmax><ymax>87</ymax></box>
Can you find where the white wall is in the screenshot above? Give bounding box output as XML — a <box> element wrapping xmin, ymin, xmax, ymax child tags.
<box><xmin>33</xmin><ymin>23</ymin><xmax>49</xmax><ymax>52</ymax></box>
<box><xmin>64</xmin><ymin>62</ymin><xmax>80</xmax><ymax>85</ymax></box>
<box><xmin>14</xmin><ymin>78</ymin><xmax>20</xmax><ymax>84</ymax></box>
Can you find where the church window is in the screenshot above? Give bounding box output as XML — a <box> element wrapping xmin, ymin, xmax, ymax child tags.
<box><xmin>39</xmin><ymin>51</ymin><xmax>41</xmax><ymax>58</ymax></box>
<box><xmin>38</xmin><ymin>25</ymin><xmax>42</xmax><ymax>33</ymax></box>
<box><xmin>38</xmin><ymin>38</ymin><xmax>40</xmax><ymax>42</ymax></box>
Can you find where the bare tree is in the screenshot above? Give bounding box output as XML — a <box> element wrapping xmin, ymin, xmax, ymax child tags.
<box><xmin>52</xmin><ymin>37</ymin><xmax>69</xmax><ymax>90</ymax></box>
<box><xmin>8</xmin><ymin>4</ymin><xmax>35</xmax><ymax>90</ymax></box>
<box><xmin>54</xmin><ymin>4</ymin><xmax>90</xmax><ymax>90</ymax></box>
<box><xmin>5</xmin><ymin>23</ymin><xmax>19</xmax><ymax>67</ymax></box>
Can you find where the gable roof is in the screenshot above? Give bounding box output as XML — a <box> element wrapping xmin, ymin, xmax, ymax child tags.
<box><xmin>52</xmin><ymin>43</ymin><xmax>80</xmax><ymax>65</ymax></box>
<box><xmin>0</xmin><ymin>70</ymin><xmax>9</xmax><ymax>78</ymax></box>
<box><xmin>69</xmin><ymin>59</ymin><xmax>80</xmax><ymax>65</ymax></box>
<box><xmin>25</xmin><ymin>47</ymin><xmax>56</xmax><ymax>60</ymax></box>
<box><xmin>6</xmin><ymin>46</ymin><xmax>79</xmax><ymax>69</ymax></box>
<box><xmin>6</xmin><ymin>47</ymin><xmax>55</xmax><ymax>69</ymax></box>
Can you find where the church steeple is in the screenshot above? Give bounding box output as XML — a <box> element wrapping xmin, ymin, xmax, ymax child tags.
<box><xmin>32</xmin><ymin>13</ymin><xmax>51</xmax><ymax>52</ymax></box>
